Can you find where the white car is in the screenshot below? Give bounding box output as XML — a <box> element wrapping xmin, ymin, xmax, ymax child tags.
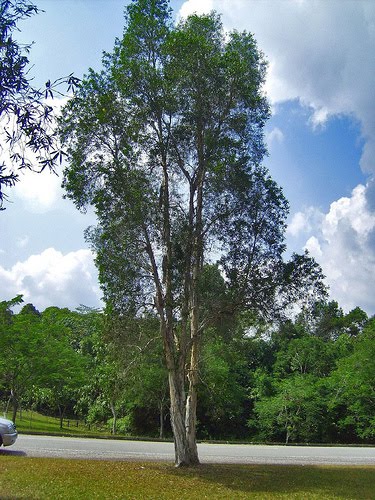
<box><xmin>0</xmin><ymin>417</ymin><xmax>18</xmax><ymax>447</ymax></box>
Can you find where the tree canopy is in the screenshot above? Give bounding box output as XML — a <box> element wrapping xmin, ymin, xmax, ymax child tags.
<box><xmin>0</xmin><ymin>296</ymin><xmax>89</xmax><ymax>424</ymax></box>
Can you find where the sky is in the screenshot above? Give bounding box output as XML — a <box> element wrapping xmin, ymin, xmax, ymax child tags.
<box><xmin>1</xmin><ymin>0</ymin><xmax>375</xmax><ymax>315</ymax></box>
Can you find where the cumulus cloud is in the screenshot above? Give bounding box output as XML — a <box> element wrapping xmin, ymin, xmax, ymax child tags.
<box><xmin>180</xmin><ymin>0</ymin><xmax>375</xmax><ymax>174</ymax></box>
<box><xmin>178</xmin><ymin>0</ymin><xmax>214</xmax><ymax>18</ymax></box>
<box><xmin>0</xmin><ymin>248</ymin><xmax>102</xmax><ymax>311</ymax></box>
<box><xmin>299</xmin><ymin>184</ymin><xmax>375</xmax><ymax>313</ymax></box>
<box><xmin>287</xmin><ymin>207</ymin><xmax>323</xmax><ymax>238</ymax></box>
<box><xmin>179</xmin><ymin>0</ymin><xmax>375</xmax><ymax>313</ymax></box>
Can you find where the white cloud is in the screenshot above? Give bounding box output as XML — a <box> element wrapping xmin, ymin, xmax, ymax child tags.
<box><xmin>323</xmin><ymin>185</ymin><xmax>375</xmax><ymax>241</ymax></box>
<box><xmin>304</xmin><ymin>236</ymin><xmax>322</xmax><ymax>258</ymax></box>
<box><xmin>266</xmin><ymin>127</ymin><xmax>284</xmax><ymax>147</ymax></box>
<box><xmin>287</xmin><ymin>207</ymin><xmax>323</xmax><ymax>238</ymax></box>
<box><xmin>179</xmin><ymin>0</ymin><xmax>213</xmax><ymax>18</ymax></box>
<box><xmin>0</xmin><ymin>247</ymin><xmax>102</xmax><ymax>311</ymax></box>
<box><xmin>13</xmin><ymin>167</ymin><xmax>63</xmax><ymax>212</ymax></box>
<box><xmin>179</xmin><ymin>0</ymin><xmax>375</xmax><ymax>175</ymax></box>
<box><xmin>309</xmin><ymin>107</ymin><xmax>330</xmax><ymax>129</ymax></box>
<box><xmin>1</xmin><ymin>96</ymin><xmax>69</xmax><ymax>213</ymax></box>
<box><xmin>288</xmin><ymin>211</ymin><xmax>310</xmax><ymax>237</ymax></box>
<box><xmin>301</xmin><ymin>183</ymin><xmax>375</xmax><ymax>313</ymax></box>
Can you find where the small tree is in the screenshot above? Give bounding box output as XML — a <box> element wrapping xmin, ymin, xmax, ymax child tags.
<box><xmin>253</xmin><ymin>375</ymin><xmax>326</xmax><ymax>444</ymax></box>
<box><xmin>60</xmin><ymin>0</ymin><xmax>326</xmax><ymax>465</ymax></box>
<box><xmin>0</xmin><ymin>298</ymin><xmax>89</xmax><ymax>424</ymax></box>
<box><xmin>0</xmin><ymin>297</ymin><xmax>44</xmax><ymax>422</ymax></box>
<box><xmin>38</xmin><ymin>332</ymin><xmax>88</xmax><ymax>429</ymax></box>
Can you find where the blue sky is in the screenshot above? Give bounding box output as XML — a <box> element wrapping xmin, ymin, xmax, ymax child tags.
<box><xmin>1</xmin><ymin>0</ymin><xmax>375</xmax><ymax>315</ymax></box>
<box><xmin>266</xmin><ymin>101</ymin><xmax>366</xmax><ymax>212</ymax></box>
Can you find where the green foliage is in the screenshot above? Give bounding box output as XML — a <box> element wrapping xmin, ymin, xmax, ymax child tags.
<box><xmin>327</xmin><ymin>320</ymin><xmax>375</xmax><ymax>440</ymax></box>
<box><xmin>103</xmin><ymin>313</ymin><xmax>169</xmax><ymax>437</ymax></box>
<box><xmin>0</xmin><ymin>292</ymin><xmax>373</xmax><ymax>444</ymax></box>
<box><xmin>59</xmin><ymin>0</ymin><xmax>325</xmax><ymax>324</ymax></box>
<box><xmin>198</xmin><ymin>334</ymin><xmax>248</xmax><ymax>438</ymax></box>
<box><xmin>248</xmin><ymin>303</ymin><xmax>373</xmax><ymax>444</ymax></box>
<box><xmin>108</xmin><ymin>415</ymin><xmax>133</xmax><ymax>435</ymax></box>
<box><xmin>0</xmin><ymin>297</ymin><xmax>90</xmax><ymax>423</ymax></box>
<box><xmin>273</xmin><ymin>335</ymin><xmax>336</xmax><ymax>377</ymax></box>
<box><xmin>0</xmin><ymin>0</ymin><xmax>79</xmax><ymax>208</ymax></box>
<box><xmin>0</xmin><ymin>297</ymin><xmax>47</xmax><ymax>421</ymax></box>
<box><xmin>253</xmin><ymin>374</ymin><xmax>327</xmax><ymax>443</ymax></box>
<box><xmin>298</xmin><ymin>300</ymin><xmax>368</xmax><ymax>341</ymax></box>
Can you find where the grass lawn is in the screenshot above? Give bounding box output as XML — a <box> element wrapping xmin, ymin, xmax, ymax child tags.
<box><xmin>0</xmin><ymin>457</ymin><xmax>374</xmax><ymax>499</ymax></box>
<box><xmin>5</xmin><ymin>410</ymin><xmax>113</xmax><ymax>438</ymax></box>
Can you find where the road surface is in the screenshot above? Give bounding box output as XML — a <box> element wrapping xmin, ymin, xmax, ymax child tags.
<box><xmin>2</xmin><ymin>435</ymin><xmax>375</xmax><ymax>465</ymax></box>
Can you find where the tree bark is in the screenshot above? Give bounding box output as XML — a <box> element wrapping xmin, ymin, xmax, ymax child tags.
<box><xmin>185</xmin><ymin>338</ymin><xmax>199</xmax><ymax>464</ymax></box>
<box><xmin>168</xmin><ymin>367</ymin><xmax>199</xmax><ymax>466</ymax></box>
<box><xmin>11</xmin><ymin>394</ymin><xmax>18</xmax><ymax>424</ymax></box>
<box><xmin>5</xmin><ymin>391</ymin><xmax>12</xmax><ymax>417</ymax></box>
<box><xmin>168</xmin><ymin>369</ymin><xmax>187</xmax><ymax>466</ymax></box>
<box><xmin>58</xmin><ymin>405</ymin><xmax>64</xmax><ymax>430</ymax></box>
<box><xmin>159</xmin><ymin>400</ymin><xmax>164</xmax><ymax>440</ymax></box>
<box><xmin>110</xmin><ymin>401</ymin><xmax>117</xmax><ymax>435</ymax></box>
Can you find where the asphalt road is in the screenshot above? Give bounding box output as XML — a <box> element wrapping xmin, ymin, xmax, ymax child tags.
<box><xmin>2</xmin><ymin>435</ymin><xmax>375</xmax><ymax>466</ymax></box>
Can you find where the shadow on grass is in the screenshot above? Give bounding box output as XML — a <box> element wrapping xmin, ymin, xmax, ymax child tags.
<box><xmin>164</xmin><ymin>463</ymin><xmax>375</xmax><ymax>499</ymax></box>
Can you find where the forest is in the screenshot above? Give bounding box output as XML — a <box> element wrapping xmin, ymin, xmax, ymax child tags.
<box><xmin>1</xmin><ymin>294</ymin><xmax>374</xmax><ymax>445</ymax></box>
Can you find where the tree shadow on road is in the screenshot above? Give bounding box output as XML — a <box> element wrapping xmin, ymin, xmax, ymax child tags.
<box><xmin>0</xmin><ymin>449</ymin><xmax>26</xmax><ymax>457</ymax></box>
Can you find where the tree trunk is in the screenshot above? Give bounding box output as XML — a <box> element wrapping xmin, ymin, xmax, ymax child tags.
<box><xmin>185</xmin><ymin>373</ymin><xmax>199</xmax><ymax>462</ymax></box>
<box><xmin>285</xmin><ymin>425</ymin><xmax>290</xmax><ymax>444</ymax></box>
<box><xmin>185</xmin><ymin>302</ymin><xmax>200</xmax><ymax>464</ymax></box>
<box><xmin>11</xmin><ymin>395</ymin><xmax>18</xmax><ymax>424</ymax></box>
<box><xmin>58</xmin><ymin>405</ymin><xmax>64</xmax><ymax>430</ymax></box>
<box><xmin>5</xmin><ymin>391</ymin><xmax>12</xmax><ymax>417</ymax></box>
<box><xmin>180</xmin><ymin>125</ymin><xmax>205</xmax><ymax>466</ymax></box>
<box><xmin>110</xmin><ymin>401</ymin><xmax>117</xmax><ymax>435</ymax></box>
<box><xmin>159</xmin><ymin>400</ymin><xmax>164</xmax><ymax>440</ymax></box>
<box><xmin>168</xmin><ymin>369</ymin><xmax>199</xmax><ymax>466</ymax></box>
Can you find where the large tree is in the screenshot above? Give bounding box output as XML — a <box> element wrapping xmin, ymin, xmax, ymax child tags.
<box><xmin>60</xmin><ymin>0</ymin><xmax>325</xmax><ymax>466</ymax></box>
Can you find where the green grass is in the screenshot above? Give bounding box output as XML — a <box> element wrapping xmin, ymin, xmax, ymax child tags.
<box><xmin>2</xmin><ymin>410</ymin><xmax>375</xmax><ymax>497</ymax></box>
<box><xmin>0</xmin><ymin>457</ymin><xmax>374</xmax><ymax>499</ymax></box>
<box><xmin>5</xmin><ymin>410</ymin><xmax>114</xmax><ymax>438</ymax></box>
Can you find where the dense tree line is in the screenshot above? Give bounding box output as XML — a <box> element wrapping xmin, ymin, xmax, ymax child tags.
<box><xmin>1</xmin><ymin>295</ymin><xmax>374</xmax><ymax>445</ymax></box>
